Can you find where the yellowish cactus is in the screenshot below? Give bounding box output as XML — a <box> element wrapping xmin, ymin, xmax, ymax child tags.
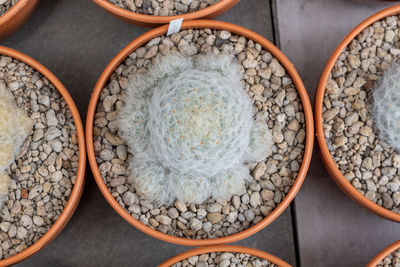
<box><xmin>0</xmin><ymin>172</ymin><xmax>10</xmax><ymax>204</ymax></box>
<box><xmin>0</xmin><ymin>84</ymin><xmax>33</xmax><ymax>207</ymax></box>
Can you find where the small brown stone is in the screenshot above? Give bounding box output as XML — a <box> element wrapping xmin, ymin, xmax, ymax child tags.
<box><xmin>363</xmin><ymin>80</ymin><xmax>374</xmax><ymax>91</ymax></box>
<box><xmin>21</xmin><ymin>189</ymin><xmax>28</xmax><ymax>199</ymax></box>
<box><xmin>207</xmin><ymin>212</ymin><xmax>222</xmax><ymax>224</ymax></box>
<box><xmin>105</xmin><ymin>131</ymin><xmax>124</xmax><ymax>146</ymax></box>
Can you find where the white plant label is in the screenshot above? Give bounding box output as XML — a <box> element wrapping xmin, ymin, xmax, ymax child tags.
<box><xmin>167</xmin><ymin>18</ymin><xmax>183</xmax><ymax>36</ymax></box>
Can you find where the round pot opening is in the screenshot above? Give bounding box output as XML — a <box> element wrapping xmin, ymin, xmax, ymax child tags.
<box><xmin>159</xmin><ymin>245</ymin><xmax>292</xmax><ymax>267</ymax></box>
<box><xmin>87</xmin><ymin>20</ymin><xmax>314</xmax><ymax>246</ymax></box>
<box><xmin>316</xmin><ymin>4</ymin><xmax>400</xmax><ymax>222</ymax></box>
<box><xmin>0</xmin><ymin>46</ymin><xmax>86</xmax><ymax>265</ymax></box>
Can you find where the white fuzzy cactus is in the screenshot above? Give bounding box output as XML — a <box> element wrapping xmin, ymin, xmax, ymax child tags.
<box><xmin>0</xmin><ymin>84</ymin><xmax>33</xmax><ymax>206</ymax></box>
<box><xmin>372</xmin><ymin>62</ymin><xmax>400</xmax><ymax>151</ymax></box>
<box><xmin>118</xmin><ymin>52</ymin><xmax>273</xmax><ymax>205</ymax></box>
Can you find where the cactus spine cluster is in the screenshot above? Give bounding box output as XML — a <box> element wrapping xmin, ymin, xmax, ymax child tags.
<box><xmin>373</xmin><ymin>63</ymin><xmax>400</xmax><ymax>152</ymax></box>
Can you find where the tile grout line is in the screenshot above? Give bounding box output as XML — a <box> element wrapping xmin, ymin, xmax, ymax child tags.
<box><xmin>269</xmin><ymin>0</ymin><xmax>300</xmax><ymax>266</ymax></box>
<box><xmin>290</xmin><ymin>202</ymin><xmax>301</xmax><ymax>267</ymax></box>
<box><xmin>269</xmin><ymin>0</ymin><xmax>280</xmax><ymax>47</ymax></box>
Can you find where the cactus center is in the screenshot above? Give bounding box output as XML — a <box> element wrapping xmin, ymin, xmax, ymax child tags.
<box><xmin>148</xmin><ymin>69</ymin><xmax>252</xmax><ymax>176</ymax></box>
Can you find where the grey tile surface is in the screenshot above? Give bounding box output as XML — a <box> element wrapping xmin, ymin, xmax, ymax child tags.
<box><xmin>1</xmin><ymin>0</ymin><xmax>297</xmax><ymax>266</ymax></box>
<box><xmin>276</xmin><ymin>0</ymin><xmax>400</xmax><ymax>266</ymax></box>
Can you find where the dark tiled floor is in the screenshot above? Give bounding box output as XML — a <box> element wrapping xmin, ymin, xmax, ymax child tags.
<box><xmin>1</xmin><ymin>0</ymin><xmax>297</xmax><ymax>266</ymax></box>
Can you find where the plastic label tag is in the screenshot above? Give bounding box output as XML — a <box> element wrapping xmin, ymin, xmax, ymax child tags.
<box><xmin>167</xmin><ymin>18</ymin><xmax>183</xmax><ymax>36</ymax></box>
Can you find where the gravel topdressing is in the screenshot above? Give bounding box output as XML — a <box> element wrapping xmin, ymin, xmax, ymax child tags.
<box><xmin>171</xmin><ymin>252</ymin><xmax>277</xmax><ymax>267</ymax></box>
<box><xmin>0</xmin><ymin>0</ymin><xmax>17</xmax><ymax>16</ymax></box>
<box><xmin>322</xmin><ymin>15</ymin><xmax>400</xmax><ymax>213</ymax></box>
<box><xmin>107</xmin><ymin>0</ymin><xmax>220</xmax><ymax>16</ymax></box>
<box><xmin>0</xmin><ymin>56</ymin><xmax>79</xmax><ymax>259</ymax></box>
<box><xmin>377</xmin><ymin>249</ymin><xmax>400</xmax><ymax>267</ymax></box>
<box><xmin>93</xmin><ymin>28</ymin><xmax>306</xmax><ymax>239</ymax></box>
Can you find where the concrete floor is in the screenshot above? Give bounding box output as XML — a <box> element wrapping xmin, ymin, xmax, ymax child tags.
<box><xmin>1</xmin><ymin>0</ymin><xmax>400</xmax><ymax>266</ymax></box>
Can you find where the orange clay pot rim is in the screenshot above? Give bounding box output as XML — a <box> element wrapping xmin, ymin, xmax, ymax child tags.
<box><xmin>0</xmin><ymin>46</ymin><xmax>86</xmax><ymax>266</ymax></box>
<box><xmin>86</xmin><ymin>19</ymin><xmax>314</xmax><ymax>246</ymax></box>
<box><xmin>366</xmin><ymin>240</ymin><xmax>400</xmax><ymax>267</ymax></box>
<box><xmin>158</xmin><ymin>245</ymin><xmax>292</xmax><ymax>267</ymax></box>
<box><xmin>315</xmin><ymin>4</ymin><xmax>400</xmax><ymax>222</ymax></box>
<box><xmin>92</xmin><ymin>0</ymin><xmax>238</xmax><ymax>24</ymax></box>
<box><xmin>0</xmin><ymin>0</ymin><xmax>30</xmax><ymax>24</ymax></box>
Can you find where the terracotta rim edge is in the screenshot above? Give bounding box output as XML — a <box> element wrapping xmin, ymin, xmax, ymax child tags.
<box><xmin>315</xmin><ymin>4</ymin><xmax>400</xmax><ymax>222</ymax></box>
<box><xmin>92</xmin><ymin>0</ymin><xmax>239</xmax><ymax>25</ymax></box>
<box><xmin>158</xmin><ymin>245</ymin><xmax>292</xmax><ymax>267</ymax></box>
<box><xmin>0</xmin><ymin>46</ymin><xmax>86</xmax><ymax>266</ymax></box>
<box><xmin>367</xmin><ymin>240</ymin><xmax>400</xmax><ymax>267</ymax></box>
<box><xmin>86</xmin><ymin>20</ymin><xmax>314</xmax><ymax>246</ymax></box>
<box><xmin>0</xmin><ymin>0</ymin><xmax>29</xmax><ymax>25</ymax></box>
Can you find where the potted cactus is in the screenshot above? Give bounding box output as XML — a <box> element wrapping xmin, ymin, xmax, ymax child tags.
<box><xmin>0</xmin><ymin>46</ymin><xmax>85</xmax><ymax>265</ymax></box>
<box><xmin>316</xmin><ymin>5</ymin><xmax>400</xmax><ymax>222</ymax></box>
<box><xmin>87</xmin><ymin>20</ymin><xmax>313</xmax><ymax>246</ymax></box>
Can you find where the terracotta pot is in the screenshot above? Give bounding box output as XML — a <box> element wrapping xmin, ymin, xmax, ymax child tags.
<box><xmin>159</xmin><ymin>245</ymin><xmax>292</xmax><ymax>267</ymax></box>
<box><xmin>0</xmin><ymin>0</ymin><xmax>41</xmax><ymax>41</ymax></box>
<box><xmin>0</xmin><ymin>46</ymin><xmax>86</xmax><ymax>266</ymax></box>
<box><xmin>86</xmin><ymin>20</ymin><xmax>314</xmax><ymax>246</ymax></box>
<box><xmin>92</xmin><ymin>0</ymin><xmax>239</xmax><ymax>27</ymax></box>
<box><xmin>367</xmin><ymin>240</ymin><xmax>400</xmax><ymax>267</ymax></box>
<box><xmin>315</xmin><ymin>4</ymin><xmax>400</xmax><ymax>222</ymax></box>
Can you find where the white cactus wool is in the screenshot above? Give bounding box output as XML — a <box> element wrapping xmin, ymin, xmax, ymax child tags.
<box><xmin>373</xmin><ymin>62</ymin><xmax>400</xmax><ymax>152</ymax></box>
<box><xmin>0</xmin><ymin>84</ymin><xmax>33</xmax><ymax>206</ymax></box>
<box><xmin>118</xmin><ymin>52</ymin><xmax>273</xmax><ymax>205</ymax></box>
